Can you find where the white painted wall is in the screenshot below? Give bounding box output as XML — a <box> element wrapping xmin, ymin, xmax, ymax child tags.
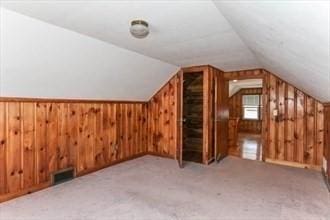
<box><xmin>0</xmin><ymin>8</ymin><xmax>178</xmax><ymax>101</ymax></box>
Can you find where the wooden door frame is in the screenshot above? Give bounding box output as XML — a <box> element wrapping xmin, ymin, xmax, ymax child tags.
<box><xmin>223</xmin><ymin>69</ymin><xmax>267</xmax><ymax>161</ymax></box>
<box><xmin>214</xmin><ymin>74</ymin><xmax>229</xmax><ymax>162</ymax></box>
<box><xmin>176</xmin><ymin>70</ymin><xmax>183</xmax><ymax>168</ymax></box>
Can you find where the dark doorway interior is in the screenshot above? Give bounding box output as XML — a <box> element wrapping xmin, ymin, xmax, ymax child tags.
<box><xmin>182</xmin><ymin>72</ymin><xmax>203</xmax><ymax>163</ymax></box>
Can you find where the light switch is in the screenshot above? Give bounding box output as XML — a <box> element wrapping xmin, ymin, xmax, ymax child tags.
<box><xmin>273</xmin><ymin>109</ymin><xmax>278</xmax><ymax>116</ymax></box>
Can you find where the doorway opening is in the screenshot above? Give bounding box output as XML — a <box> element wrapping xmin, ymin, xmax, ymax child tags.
<box><xmin>182</xmin><ymin>72</ymin><xmax>203</xmax><ymax>163</ymax></box>
<box><xmin>228</xmin><ymin>79</ymin><xmax>263</xmax><ymax>161</ymax></box>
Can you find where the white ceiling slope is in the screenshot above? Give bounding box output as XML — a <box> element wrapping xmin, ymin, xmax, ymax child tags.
<box><xmin>1</xmin><ymin>0</ymin><xmax>260</xmax><ymax>71</ymax></box>
<box><xmin>213</xmin><ymin>1</ymin><xmax>330</xmax><ymax>102</ymax></box>
<box><xmin>1</xmin><ymin>1</ymin><xmax>329</xmax><ymax>101</ymax></box>
<box><xmin>0</xmin><ymin>7</ymin><xmax>178</xmax><ymax>100</ymax></box>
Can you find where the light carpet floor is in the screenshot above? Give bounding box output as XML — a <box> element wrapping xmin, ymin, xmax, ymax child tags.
<box><xmin>0</xmin><ymin>155</ymin><xmax>329</xmax><ymax>220</ymax></box>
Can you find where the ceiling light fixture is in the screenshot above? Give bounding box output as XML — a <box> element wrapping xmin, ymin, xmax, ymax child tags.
<box><xmin>233</xmin><ymin>79</ymin><xmax>238</xmax><ymax>82</ymax></box>
<box><xmin>130</xmin><ymin>20</ymin><xmax>149</xmax><ymax>39</ymax></box>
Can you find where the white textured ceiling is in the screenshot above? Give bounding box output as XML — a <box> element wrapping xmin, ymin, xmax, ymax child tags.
<box><xmin>214</xmin><ymin>0</ymin><xmax>330</xmax><ymax>102</ymax></box>
<box><xmin>1</xmin><ymin>0</ymin><xmax>259</xmax><ymax>71</ymax></box>
<box><xmin>229</xmin><ymin>79</ymin><xmax>263</xmax><ymax>97</ymax></box>
<box><xmin>1</xmin><ymin>0</ymin><xmax>329</xmax><ymax>102</ymax></box>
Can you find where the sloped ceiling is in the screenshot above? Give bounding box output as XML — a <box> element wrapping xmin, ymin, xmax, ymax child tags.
<box><xmin>213</xmin><ymin>0</ymin><xmax>330</xmax><ymax>102</ymax></box>
<box><xmin>0</xmin><ymin>0</ymin><xmax>259</xmax><ymax>71</ymax></box>
<box><xmin>0</xmin><ymin>7</ymin><xmax>178</xmax><ymax>101</ymax></box>
<box><xmin>1</xmin><ymin>1</ymin><xmax>329</xmax><ymax>102</ymax></box>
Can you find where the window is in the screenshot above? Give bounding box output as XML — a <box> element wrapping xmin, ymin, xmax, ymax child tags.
<box><xmin>242</xmin><ymin>94</ymin><xmax>262</xmax><ymax>120</ymax></box>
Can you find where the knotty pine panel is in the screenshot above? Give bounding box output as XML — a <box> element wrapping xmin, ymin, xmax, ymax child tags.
<box><xmin>264</xmin><ymin>70</ymin><xmax>323</xmax><ymax>167</ymax></box>
<box><xmin>22</xmin><ymin>103</ymin><xmax>36</xmax><ymax>189</ymax></box>
<box><xmin>226</xmin><ymin>69</ymin><xmax>324</xmax><ymax>168</ymax></box>
<box><xmin>148</xmin><ymin>75</ymin><xmax>179</xmax><ymax>158</ymax></box>
<box><xmin>324</xmin><ymin>104</ymin><xmax>330</xmax><ymax>181</ymax></box>
<box><xmin>7</xmin><ymin>102</ymin><xmax>22</xmax><ymax>193</ymax></box>
<box><xmin>0</xmin><ymin>103</ymin><xmax>6</xmax><ymax>194</ymax></box>
<box><xmin>0</xmin><ymin>101</ymin><xmax>147</xmax><ymax>201</ymax></box>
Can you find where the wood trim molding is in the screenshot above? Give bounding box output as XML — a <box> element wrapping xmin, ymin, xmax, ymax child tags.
<box><xmin>265</xmin><ymin>158</ymin><xmax>322</xmax><ymax>171</ymax></box>
<box><xmin>76</xmin><ymin>152</ymin><xmax>148</xmax><ymax>177</ymax></box>
<box><xmin>182</xmin><ymin>65</ymin><xmax>223</xmax><ymax>74</ymax></box>
<box><xmin>0</xmin><ymin>97</ymin><xmax>147</xmax><ymax>104</ymax></box>
<box><xmin>147</xmin><ymin>152</ymin><xmax>176</xmax><ymax>159</ymax></box>
<box><xmin>0</xmin><ymin>181</ymin><xmax>51</xmax><ymax>203</ymax></box>
<box><xmin>0</xmin><ymin>152</ymin><xmax>151</xmax><ymax>204</ymax></box>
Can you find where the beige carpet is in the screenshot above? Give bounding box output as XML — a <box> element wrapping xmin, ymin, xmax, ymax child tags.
<box><xmin>0</xmin><ymin>155</ymin><xmax>329</xmax><ymax>220</ymax></box>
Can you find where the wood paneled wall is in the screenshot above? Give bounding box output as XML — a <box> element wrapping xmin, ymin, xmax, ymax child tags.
<box><xmin>266</xmin><ymin>71</ymin><xmax>324</xmax><ymax>168</ymax></box>
<box><xmin>229</xmin><ymin>88</ymin><xmax>262</xmax><ymax>133</ymax></box>
<box><xmin>147</xmin><ymin>66</ymin><xmax>224</xmax><ymax>164</ymax></box>
<box><xmin>324</xmin><ymin>104</ymin><xmax>330</xmax><ymax>182</ymax></box>
<box><xmin>0</xmin><ymin>100</ymin><xmax>148</xmax><ymax>201</ymax></box>
<box><xmin>0</xmin><ymin>67</ymin><xmax>326</xmax><ymax>202</ymax></box>
<box><xmin>147</xmin><ymin>76</ymin><xmax>179</xmax><ymax>158</ymax></box>
<box><xmin>225</xmin><ymin>69</ymin><xmax>324</xmax><ymax>168</ymax></box>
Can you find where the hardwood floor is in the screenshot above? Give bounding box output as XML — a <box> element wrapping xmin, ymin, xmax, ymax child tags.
<box><xmin>228</xmin><ymin>132</ymin><xmax>262</xmax><ymax>161</ymax></box>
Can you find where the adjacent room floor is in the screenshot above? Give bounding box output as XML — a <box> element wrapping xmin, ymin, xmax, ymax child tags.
<box><xmin>229</xmin><ymin>132</ymin><xmax>262</xmax><ymax>160</ymax></box>
<box><xmin>0</xmin><ymin>156</ymin><xmax>329</xmax><ymax>220</ymax></box>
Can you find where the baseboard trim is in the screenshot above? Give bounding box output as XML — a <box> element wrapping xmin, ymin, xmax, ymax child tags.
<box><xmin>0</xmin><ymin>181</ymin><xmax>51</xmax><ymax>203</ymax></box>
<box><xmin>76</xmin><ymin>152</ymin><xmax>148</xmax><ymax>177</ymax></box>
<box><xmin>147</xmin><ymin>152</ymin><xmax>175</xmax><ymax>159</ymax></box>
<box><xmin>265</xmin><ymin>158</ymin><xmax>321</xmax><ymax>171</ymax></box>
<box><xmin>0</xmin><ymin>152</ymin><xmax>149</xmax><ymax>204</ymax></box>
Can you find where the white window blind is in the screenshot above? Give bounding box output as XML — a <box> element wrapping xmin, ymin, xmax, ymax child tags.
<box><xmin>242</xmin><ymin>95</ymin><xmax>260</xmax><ymax>120</ymax></box>
<box><xmin>243</xmin><ymin>95</ymin><xmax>260</xmax><ymax>106</ymax></box>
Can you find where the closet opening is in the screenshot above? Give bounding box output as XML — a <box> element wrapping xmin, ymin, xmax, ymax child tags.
<box><xmin>182</xmin><ymin>72</ymin><xmax>204</xmax><ymax>163</ymax></box>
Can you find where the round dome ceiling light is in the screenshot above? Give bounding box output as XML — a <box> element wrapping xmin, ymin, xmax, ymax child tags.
<box><xmin>130</xmin><ymin>20</ymin><xmax>149</xmax><ymax>39</ymax></box>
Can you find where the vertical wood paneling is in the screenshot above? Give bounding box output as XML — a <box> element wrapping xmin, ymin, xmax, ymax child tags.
<box><xmin>57</xmin><ymin>103</ymin><xmax>69</xmax><ymax>170</ymax></box>
<box><xmin>94</xmin><ymin>104</ymin><xmax>105</xmax><ymax>168</ymax></box>
<box><xmin>305</xmin><ymin>96</ymin><xmax>315</xmax><ymax>164</ymax></box>
<box><xmin>85</xmin><ymin>105</ymin><xmax>95</xmax><ymax>170</ymax></box>
<box><xmin>324</xmin><ymin>104</ymin><xmax>330</xmax><ymax>181</ymax></box>
<box><xmin>68</xmin><ymin>104</ymin><xmax>78</xmax><ymax>169</ymax></box>
<box><xmin>109</xmin><ymin>104</ymin><xmax>118</xmax><ymax>161</ymax></box>
<box><xmin>295</xmin><ymin>90</ymin><xmax>305</xmax><ymax>163</ymax></box>
<box><xmin>285</xmin><ymin>85</ymin><xmax>295</xmax><ymax>161</ymax></box>
<box><xmin>277</xmin><ymin>79</ymin><xmax>285</xmax><ymax>160</ymax></box>
<box><xmin>316</xmin><ymin>103</ymin><xmax>324</xmax><ymax>166</ymax></box>
<box><xmin>148</xmin><ymin>76</ymin><xmax>178</xmax><ymax>158</ymax></box>
<box><xmin>226</xmin><ymin>69</ymin><xmax>324</xmax><ymax>169</ymax></box>
<box><xmin>261</xmin><ymin>72</ymin><xmax>269</xmax><ymax>161</ymax></box>
<box><xmin>7</xmin><ymin>103</ymin><xmax>22</xmax><ymax>193</ymax></box>
<box><xmin>35</xmin><ymin>103</ymin><xmax>48</xmax><ymax>184</ymax></box>
<box><xmin>0</xmin><ymin>100</ymin><xmax>147</xmax><ymax>202</ymax></box>
<box><xmin>22</xmin><ymin>103</ymin><xmax>35</xmax><ymax>189</ymax></box>
<box><xmin>268</xmin><ymin>75</ymin><xmax>277</xmax><ymax>159</ymax></box>
<box><xmin>203</xmin><ymin>68</ymin><xmax>210</xmax><ymax>163</ymax></box>
<box><xmin>0</xmin><ymin>103</ymin><xmax>6</xmax><ymax>194</ymax></box>
<box><xmin>47</xmin><ymin>103</ymin><xmax>58</xmax><ymax>174</ymax></box>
